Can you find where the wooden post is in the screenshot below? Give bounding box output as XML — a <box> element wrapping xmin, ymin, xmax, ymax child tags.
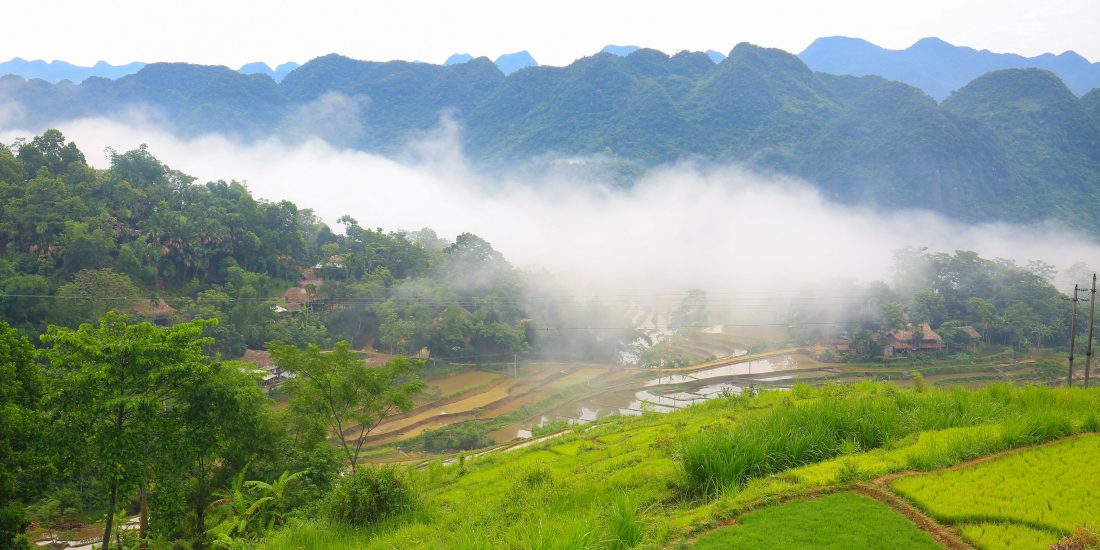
<box><xmin>1068</xmin><ymin>284</ymin><xmax>1080</xmax><ymax>387</ymax></box>
<box><xmin>1087</xmin><ymin>274</ymin><xmax>1098</xmax><ymax>388</ymax></box>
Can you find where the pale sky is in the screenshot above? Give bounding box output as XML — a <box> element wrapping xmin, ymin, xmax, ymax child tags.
<box><xmin>4</xmin><ymin>0</ymin><xmax>1098</xmax><ymax>68</ymax></box>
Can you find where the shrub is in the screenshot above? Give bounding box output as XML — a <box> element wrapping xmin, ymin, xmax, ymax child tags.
<box><xmin>532</xmin><ymin>419</ymin><xmax>570</xmax><ymax>437</ymax></box>
<box><xmin>421</xmin><ymin>422</ymin><xmax>492</xmax><ymax>452</ymax></box>
<box><xmin>324</xmin><ymin>466</ymin><xmax>413</xmax><ymax>526</ymax></box>
<box><xmin>607</xmin><ymin>495</ymin><xmax>645</xmax><ymax>549</ymax></box>
<box><xmin>835</xmin><ymin>460</ymin><xmax>863</xmax><ymax>484</ymax></box>
<box><xmin>909</xmin><ymin>371</ymin><xmax>927</xmax><ymax>392</ymax></box>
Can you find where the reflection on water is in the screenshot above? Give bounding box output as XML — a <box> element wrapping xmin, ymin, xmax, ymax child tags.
<box><xmin>578</xmin><ymin>407</ymin><xmax>600</xmax><ymax>422</ymax></box>
<box><xmin>505</xmin><ymin>354</ymin><xmax>800</xmax><ymax>440</ymax></box>
<box><xmin>644</xmin><ymin>356</ymin><xmax>795</xmax><ymax>387</ymax></box>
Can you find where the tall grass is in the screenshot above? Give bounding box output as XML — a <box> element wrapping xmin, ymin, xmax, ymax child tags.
<box><xmin>677</xmin><ymin>384</ymin><xmax>1099</xmax><ymax>497</ymax></box>
<box><xmin>607</xmin><ymin>495</ymin><xmax>645</xmax><ymax>549</ymax></box>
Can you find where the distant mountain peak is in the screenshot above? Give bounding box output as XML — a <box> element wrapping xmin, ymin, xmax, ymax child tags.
<box><xmin>494</xmin><ymin>51</ymin><xmax>537</xmax><ymax>76</ymax></box>
<box><xmin>239</xmin><ymin>62</ymin><xmax>274</xmax><ymax>74</ymax></box>
<box><xmin>705</xmin><ymin>49</ymin><xmax>726</xmax><ymax>63</ymax></box>
<box><xmin>602</xmin><ymin>45</ymin><xmax>641</xmax><ymax>57</ymax></box>
<box><xmin>911</xmin><ymin>36</ymin><xmax>954</xmax><ymax>50</ymax></box>
<box><xmin>445</xmin><ymin>53</ymin><xmax>474</xmax><ymax>66</ymax></box>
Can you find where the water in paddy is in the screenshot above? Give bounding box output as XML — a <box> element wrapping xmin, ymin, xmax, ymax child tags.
<box><xmin>497</xmin><ymin>354</ymin><xmax>805</xmax><ymax>440</ymax></box>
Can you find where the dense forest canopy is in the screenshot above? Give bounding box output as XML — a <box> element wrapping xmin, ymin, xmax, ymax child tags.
<box><xmin>0</xmin><ymin>130</ymin><xmax>635</xmax><ymax>362</ymax></box>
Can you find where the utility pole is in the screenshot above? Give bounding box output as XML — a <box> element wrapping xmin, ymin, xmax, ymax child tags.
<box><xmin>1068</xmin><ymin>284</ymin><xmax>1080</xmax><ymax>387</ymax></box>
<box><xmin>1088</xmin><ymin>273</ymin><xmax>1098</xmax><ymax>388</ymax></box>
<box><xmin>513</xmin><ymin>354</ymin><xmax>518</xmax><ymax>379</ymax></box>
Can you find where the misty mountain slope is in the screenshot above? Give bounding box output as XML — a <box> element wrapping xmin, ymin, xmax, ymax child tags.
<box><xmin>796</xmin><ymin>80</ymin><xmax>1016</xmax><ymax>220</ymax></box>
<box><xmin>1085</xmin><ymin>89</ymin><xmax>1100</xmax><ymax>123</ymax></box>
<box><xmin>685</xmin><ymin>43</ymin><xmax>839</xmax><ymax>160</ymax></box>
<box><xmin>4</xmin><ymin>45</ymin><xmax>1100</xmax><ymax>228</ymax></box>
<box><xmin>944</xmin><ymin>69</ymin><xmax>1100</xmax><ymax>226</ymax></box>
<box><xmin>465</xmin><ymin>49</ymin><xmax>712</xmax><ymax>162</ymax></box>
<box><xmin>281</xmin><ymin>54</ymin><xmax>504</xmax><ymax>150</ymax></box>
<box><xmin>800</xmin><ymin>36</ymin><xmax>1100</xmax><ymax>99</ymax></box>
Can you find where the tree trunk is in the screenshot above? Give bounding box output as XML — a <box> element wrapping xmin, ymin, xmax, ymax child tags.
<box><xmin>194</xmin><ymin>503</ymin><xmax>206</xmax><ymax>550</ymax></box>
<box><xmin>101</xmin><ymin>480</ymin><xmax>118</xmax><ymax>550</ymax></box>
<box><xmin>138</xmin><ymin>482</ymin><xmax>148</xmax><ymax>550</ymax></box>
<box><xmin>102</xmin><ymin>406</ymin><xmax>126</xmax><ymax>550</ymax></box>
<box><xmin>193</xmin><ymin>455</ymin><xmax>207</xmax><ymax>550</ymax></box>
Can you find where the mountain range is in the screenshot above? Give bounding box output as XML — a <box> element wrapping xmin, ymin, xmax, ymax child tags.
<box><xmin>800</xmin><ymin>36</ymin><xmax>1100</xmax><ymax>100</ymax></box>
<box><xmin>2</xmin><ymin>43</ymin><xmax>1099</xmax><ymax>229</ymax></box>
<box><xmin>6</xmin><ymin>37</ymin><xmax>1097</xmax><ymax>98</ymax></box>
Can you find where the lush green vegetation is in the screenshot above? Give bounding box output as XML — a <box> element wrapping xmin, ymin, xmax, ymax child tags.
<box><xmin>420</xmin><ymin>421</ymin><xmax>493</xmax><ymax>452</ymax></box>
<box><xmin>892</xmin><ymin>435</ymin><xmax>1100</xmax><ymax>538</ymax></box>
<box><xmin>678</xmin><ymin>383</ymin><xmax>1095</xmax><ymax>496</ymax></box>
<box><xmin>6</xmin><ymin>45</ymin><xmax>1100</xmax><ymax>228</ymax></box>
<box><xmin>693</xmin><ymin>492</ymin><xmax>940</xmax><ymax>549</ymax></box>
<box><xmin>0</xmin><ymin>130</ymin><xmax>633</xmax><ymax>361</ymax></box>
<box><xmin>3</xmin><ymin>128</ymin><xmax>1098</xmax><ymax>549</ymax></box>
<box><xmin>246</xmin><ymin>383</ymin><xmax>1098</xmax><ymax>549</ymax></box>
<box><xmin>792</xmin><ymin>247</ymin><xmax>1072</xmax><ymax>359</ymax></box>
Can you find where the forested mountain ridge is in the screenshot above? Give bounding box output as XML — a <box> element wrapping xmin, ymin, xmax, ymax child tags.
<box><xmin>4</xmin><ymin>43</ymin><xmax>1100</xmax><ymax>227</ymax></box>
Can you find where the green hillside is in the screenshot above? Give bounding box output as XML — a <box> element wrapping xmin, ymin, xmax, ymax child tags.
<box><xmin>5</xmin><ymin>44</ymin><xmax>1100</xmax><ymax>228</ymax></box>
<box><xmin>253</xmin><ymin>383</ymin><xmax>1100</xmax><ymax>549</ymax></box>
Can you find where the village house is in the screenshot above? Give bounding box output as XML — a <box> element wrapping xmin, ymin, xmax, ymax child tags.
<box><xmin>815</xmin><ymin>337</ymin><xmax>853</xmax><ymax>360</ymax></box>
<box><xmin>877</xmin><ymin>322</ymin><xmax>945</xmax><ymax>356</ymax></box>
<box><xmin>239</xmin><ymin>349</ymin><xmax>295</xmax><ymax>392</ymax></box>
<box><xmin>957</xmin><ymin>325</ymin><xmax>983</xmax><ymax>351</ymax></box>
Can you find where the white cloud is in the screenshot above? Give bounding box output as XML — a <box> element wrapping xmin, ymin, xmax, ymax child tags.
<box><xmin>2</xmin><ymin>114</ymin><xmax>1096</xmax><ymax>301</ymax></box>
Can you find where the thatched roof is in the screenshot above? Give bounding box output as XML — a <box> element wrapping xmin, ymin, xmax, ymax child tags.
<box><xmin>890</xmin><ymin>322</ymin><xmax>942</xmax><ymax>343</ymax></box>
<box><xmin>959</xmin><ymin>326</ymin><xmax>982</xmax><ymax>340</ymax></box>
<box><xmin>132</xmin><ymin>299</ymin><xmax>177</xmax><ymax>318</ymax></box>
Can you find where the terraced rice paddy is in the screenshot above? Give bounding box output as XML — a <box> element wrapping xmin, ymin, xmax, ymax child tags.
<box><xmin>891</xmin><ymin>434</ymin><xmax>1100</xmax><ymax>548</ymax></box>
<box><xmin>425</xmin><ymin>369</ymin><xmax>501</xmax><ymax>397</ymax></box>
<box><xmin>693</xmin><ymin>492</ymin><xmax>941</xmax><ymax>549</ymax></box>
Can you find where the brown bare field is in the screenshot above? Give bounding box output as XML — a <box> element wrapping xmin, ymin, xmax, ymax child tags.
<box><xmin>426</xmin><ymin>369</ymin><xmax>501</xmax><ymax>396</ymax></box>
<box><xmin>549</xmin><ymin>366</ymin><xmax>609</xmax><ymax>388</ymax></box>
<box><xmin>367</xmin><ymin>383</ymin><xmax>515</xmax><ymax>438</ymax></box>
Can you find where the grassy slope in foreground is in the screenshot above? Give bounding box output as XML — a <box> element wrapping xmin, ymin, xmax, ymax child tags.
<box><xmin>693</xmin><ymin>492</ymin><xmax>940</xmax><ymax>549</ymax></box>
<box><xmin>891</xmin><ymin>434</ymin><xmax>1100</xmax><ymax>545</ymax></box>
<box><xmin>257</xmin><ymin>383</ymin><xmax>1100</xmax><ymax>549</ymax></box>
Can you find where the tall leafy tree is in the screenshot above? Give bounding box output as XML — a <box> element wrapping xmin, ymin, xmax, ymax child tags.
<box><xmin>0</xmin><ymin>322</ymin><xmax>41</xmax><ymax>550</ymax></box>
<box><xmin>269</xmin><ymin>341</ymin><xmax>424</xmax><ymax>471</ymax></box>
<box><xmin>41</xmin><ymin>313</ymin><xmax>216</xmax><ymax>550</ymax></box>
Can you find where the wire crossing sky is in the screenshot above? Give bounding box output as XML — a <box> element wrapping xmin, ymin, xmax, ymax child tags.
<box><xmin>3</xmin><ymin>0</ymin><xmax>1098</xmax><ymax>67</ymax></box>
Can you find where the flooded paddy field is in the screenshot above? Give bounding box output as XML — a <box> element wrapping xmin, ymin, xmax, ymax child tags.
<box><xmin>361</xmin><ymin>343</ymin><xmax>1044</xmax><ymax>454</ymax></box>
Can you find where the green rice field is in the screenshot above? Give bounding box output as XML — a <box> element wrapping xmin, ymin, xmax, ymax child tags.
<box><xmin>891</xmin><ymin>434</ymin><xmax>1100</xmax><ymax>547</ymax></box>
<box><xmin>693</xmin><ymin>492</ymin><xmax>940</xmax><ymax>549</ymax></box>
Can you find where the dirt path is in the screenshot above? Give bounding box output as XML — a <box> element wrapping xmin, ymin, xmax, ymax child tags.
<box><xmin>854</xmin><ymin>482</ymin><xmax>972</xmax><ymax>550</ymax></box>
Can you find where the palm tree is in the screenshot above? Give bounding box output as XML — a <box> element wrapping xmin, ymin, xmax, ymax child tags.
<box><xmin>244</xmin><ymin>470</ymin><xmax>307</xmax><ymax>532</ymax></box>
<box><xmin>208</xmin><ymin>468</ymin><xmax>306</xmax><ymax>542</ymax></box>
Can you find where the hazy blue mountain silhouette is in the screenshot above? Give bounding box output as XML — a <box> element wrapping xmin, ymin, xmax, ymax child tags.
<box><xmin>238</xmin><ymin>62</ymin><xmax>301</xmax><ymax>82</ymax></box>
<box><xmin>493</xmin><ymin>51</ymin><xmax>538</xmax><ymax>75</ymax></box>
<box><xmin>445</xmin><ymin>53</ymin><xmax>474</xmax><ymax>65</ymax></box>
<box><xmin>0</xmin><ymin>58</ymin><xmax>146</xmax><ymax>83</ymax></box>
<box><xmin>800</xmin><ymin>36</ymin><xmax>1100</xmax><ymax>99</ymax></box>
